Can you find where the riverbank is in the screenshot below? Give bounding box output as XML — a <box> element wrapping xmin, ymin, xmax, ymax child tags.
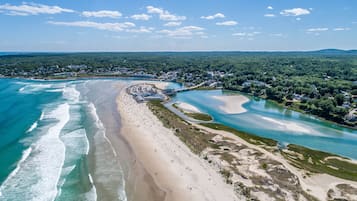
<box><xmin>117</xmin><ymin>83</ymin><xmax>238</xmax><ymax>201</ymax></box>
<box><xmin>148</xmin><ymin>95</ymin><xmax>357</xmax><ymax>200</ymax></box>
<box><xmin>230</xmin><ymin>89</ymin><xmax>356</xmax><ymax>129</ymax></box>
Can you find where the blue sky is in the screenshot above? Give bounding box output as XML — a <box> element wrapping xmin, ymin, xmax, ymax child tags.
<box><xmin>0</xmin><ymin>0</ymin><xmax>356</xmax><ymax>51</ymax></box>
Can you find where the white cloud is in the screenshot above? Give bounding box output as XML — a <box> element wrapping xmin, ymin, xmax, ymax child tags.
<box><xmin>306</xmin><ymin>28</ymin><xmax>328</xmax><ymax>32</ymax></box>
<box><xmin>200</xmin><ymin>13</ymin><xmax>225</xmax><ymax>20</ymax></box>
<box><xmin>0</xmin><ymin>2</ymin><xmax>74</xmax><ymax>16</ymax></box>
<box><xmin>296</xmin><ymin>17</ymin><xmax>301</xmax><ymax>21</ymax></box>
<box><xmin>158</xmin><ymin>26</ymin><xmax>204</xmax><ymax>37</ymax></box>
<box><xmin>280</xmin><ymin>8</ymin><xmax>310</xmax><ymax>16</ymax></box>
<box><xmin>232</xmin><ymin>31</ymin><xmax>260</xmax><ymax>37</ymax></box>
<box><xmin>270</xmin><ymin>33</ymin><xmax>284</xmax><ymax>37</ymax></box>
<box><xmin>216</xmin><ymin>20</ymin><xmax>238</xmax><ymax>26</ymax></box>
<box><xmin>267</xmin><ymin>6</ymin><xmax>273</xmax><ymax>10</ymax></box>
<box><xmin>333</xmin><ymin>27</ymin><xmax>351</xmax><ymax>31</ymax></box>
<box><xmin>131</xmin><ymin>13</ymin><xmax>151</xmax><ymax>20</ymax></box>
<box><xmin>164</xmin><ymin>21</ymin><xmax>182</xmax><ymax>27</ymax></box>
<box><xmin>264</xmin><ymin>14</ymin><xmax>275</xmax><ymax>18</ymax></box>
<box><xmin>232</xmin><ymin>32</ymin><xmax>246</xmax><ymax>36</ymax></box>
<box><xmin>127</xmin><ymin>26</ymin><xmax>153</xmax><ymax>33</ymax></box>
<box><xmin>82</xmin><ymin>10</ymin><xmax>122</xmax><ymax>18</ymax></box>
<box><xmin>146</xmin><ymin>6</ymin><xmax>186</xmax><ymax>21</ymax></box>
<box><xmin>48</xmin><ymin>21</ymin><xmax>136</xmax><ymax>32</ymax></box>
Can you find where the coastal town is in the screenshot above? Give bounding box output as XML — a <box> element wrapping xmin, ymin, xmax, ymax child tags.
<box><xmin>1</xmin><ymin>55</ymin><xmax>356</xmax><ymax>127</ymax></box>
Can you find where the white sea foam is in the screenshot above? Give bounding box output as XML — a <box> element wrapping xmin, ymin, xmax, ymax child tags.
<box><xmin>26</xmin><ymin>122</ymin><xmax>38</xmax><ymax>133</ymax></box>
<box><xmin>63</xmin><ymin>86</ymin><xmax>80</xmax><ymax>103</ymax></box>
<box><xmin>19</xmin><ymin>86</ymin><xmax>25</xmax><ymax>92</ymax></box>
<box><xmin>86</xmin><ymin>174</ymin><xmax>98</xmax><ymax>201</ymax></box>
<box><xmin>88</xmin><ymin>102</ymin><xmax>127</xmax><ymax>200</ymax></box>
<box><xmin>18</xmin><ymin>84</ymin><xmax>53</xmax><ymax>94</ymax></box>
<box><xmin>0</xmin><ymin>103</ymin><xmax>70</xmax><ymax>201</ymax></box>
<box><xmin>0</xmin><ymin>147</ymin><xmax>32</xmax><ymax>188</ymax></box>
<box><xmin>39</xmin><ymin>112</ymin><xmax>44</xmax><ymax>121</ymax></box>
<box><xmin>88</xmin><ymin>102</ymin><xmax>117</xmax><ymax>157</ymax></box>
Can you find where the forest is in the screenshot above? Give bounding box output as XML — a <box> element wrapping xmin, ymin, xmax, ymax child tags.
<box><xmin>0</xmin><ymin>50</ymin><xmax>356</xmax><ymax>126</ymax></box>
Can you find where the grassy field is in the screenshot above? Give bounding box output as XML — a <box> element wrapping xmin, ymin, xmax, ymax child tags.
<box><xmin>172</xmin><ymin>103</ymin><xmax>213</xmax><ymax>121</ymax></box>
<box><xmin>200</xmin><ymin>123</ymin><xmax>277</xmax><ymax>147</ymax></box>
<box><xmin>185</xmin><ymin>113</ymin><xmax>213</xmax><ymax>121</ymax></box>
<box><xmin>150</xmin><ymin>100</ymin><xmax>357</xmax><ymax>182</ymax></box>
<box><xmin>282</xmin><ymin>144</ymin><xmax>357</xmax><ymax>181</ymax></box>
<box><xmin>148</xmin><ymin>100</ymin><xmax>214</xmax><ymax>154</ymax></box>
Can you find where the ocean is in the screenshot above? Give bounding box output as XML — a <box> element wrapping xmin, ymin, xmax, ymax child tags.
<box><xmin>0</xmin><ymin>79</ymin><xmax>128</xmax><ymax>201</ymax></box>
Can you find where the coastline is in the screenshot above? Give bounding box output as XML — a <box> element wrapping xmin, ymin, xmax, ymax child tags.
<box><xmin>78</xmin><ymin>80</ymin><xmax>165</xmax><ymax>201</ymax></box>
<box><xmin>116</xmin><ymin>83</ymin><xmax>238</xmax><ymax>201</ymax></box>
<box><xmin>3</xmin><ymin>75</ymin><xmax>354</xmax><ymax>128</ymax></box>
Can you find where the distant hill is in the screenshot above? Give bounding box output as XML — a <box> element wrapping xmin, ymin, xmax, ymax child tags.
<box><xmin>311</xmin><ymin>49</ymin><xmax>357</xmax><ymax>55</ymax></box>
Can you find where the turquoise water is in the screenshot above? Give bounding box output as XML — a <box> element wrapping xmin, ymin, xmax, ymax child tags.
<box><xmin>171</xmin><ymin>90</ymin><xmax>357</xmax><ymax>159</ymax></box>
<box><xmin>0</xmin><ymin>79</ymin><xmax>127</xmax><ymax>201</ymax></box>
<box><xmin>1</xmin><ymin>78</ymin><xmax>356</xmax><ymax>200</ymax></box>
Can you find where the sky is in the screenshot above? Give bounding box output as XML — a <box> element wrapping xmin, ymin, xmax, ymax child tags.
<box><xmin>0</xmin><ymin>0</ymin><xmax>356</xmax><ymax>51</ymax></box>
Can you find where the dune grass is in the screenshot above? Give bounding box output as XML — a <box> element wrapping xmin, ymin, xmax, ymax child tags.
<box><xmin>282</xmin><ymin>144</ymin><xmax>357</xmax><ymax>181</ymax></box>
<box><xmin>150</xmin><ymin>100</ymin><xmax>357</xmax><ymax>182</ymax></box>
<box><xmin>200</xmin><ymin>123</ymin><xmax>277</xmax><ymax>147</ymax></box>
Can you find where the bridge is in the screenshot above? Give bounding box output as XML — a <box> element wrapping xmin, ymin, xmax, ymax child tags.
<box><xmin>174</xmin><ymin>81</ymin><xmax>207</xmax><ymax>92</ymax></box>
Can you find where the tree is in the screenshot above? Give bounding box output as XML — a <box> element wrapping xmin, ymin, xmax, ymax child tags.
<box><xmin>334</xmin><ymin>94</ymin><xmax>345</xmax><ymax>106</ymax></box>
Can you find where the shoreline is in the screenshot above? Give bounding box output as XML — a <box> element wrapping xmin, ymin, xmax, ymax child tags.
<box><xmin>116</xmin><ymin>83</ymin><xmax>238</xmax><ymax>201</ymax></box>
<box><xmin>212</xmin><ymin>94</ymin><xmax>249</xmax><ymax>114</ymax></box>
<box><xmin>226</xmin><ymin>89</ymin><xmax>357</xmax><ymax>130</ymax></box>
<box><xmin>82</xmin><ymin>80</ymin><xmax>164</xmax><ymax>201</ymax></box>
<box><xmin>174</xmin><ymin>101</ymin><xmax>202</xmax><ymax>113</ymax></box>
<box><xmin>1</xmin><ymin>76</ymin><xmax>354</xmax><ymax>128</ymax></box>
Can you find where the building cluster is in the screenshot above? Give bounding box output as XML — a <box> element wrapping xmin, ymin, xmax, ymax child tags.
<box><xmin>0</xmin><ymin>64</ymin><xmax>157</xmax><ymax>78</ymax></box>
<box><xmin>127</xmin><ymin>84</ymin><xmax>166</xmax><ymax>102</ymax></box>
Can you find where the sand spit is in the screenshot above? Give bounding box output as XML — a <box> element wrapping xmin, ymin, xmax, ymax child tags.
<box><xmin>175</xmin><ymin>101</ymin><xmax>201</xmax><ymax>113</ymax></box>
<box><xmin>212</xmin><ymin>95</ymin><xmax>249</xmax><ymax>114</ymax></box>
<box><xmin>117</xmin><ymin>87</ymin><xmax>238</xmax><ymax>201</ymax></box>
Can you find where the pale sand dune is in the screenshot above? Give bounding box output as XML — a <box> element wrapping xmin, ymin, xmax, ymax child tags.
<box><xmin>175</xmin><ymin>101</ymin><xmax>201</xmax><ymax>113</ymax></box>
<box><xmin>117</xmin><ymin>88</ymin><xmax>238</xmax><ymax>201</ymax></box>
<box><xmin>195</xmin><ymin>124</ymin><xmax>357</xmax><ymax>201</ymax></box>
<box><xmin>212</xmin><ymin>95</ymin><xmax>249</xmax><ymax>114</ymax></box>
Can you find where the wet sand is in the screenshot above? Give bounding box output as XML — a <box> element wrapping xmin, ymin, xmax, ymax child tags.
<box><xmin>82</xmin><ymin>80</ymin><xmax>165</xmax><ymax>201</ymax></box>
<box><xmin>117</xmin><ymin>83</ymin><xmax>238</xmax><ymax>201</ymax></box>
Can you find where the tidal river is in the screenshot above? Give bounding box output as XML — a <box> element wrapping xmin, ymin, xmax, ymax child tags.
<box><xmin>171</xmin><ymin>89</ymin><xmax>357</xmax><ymax>159</ymax></box>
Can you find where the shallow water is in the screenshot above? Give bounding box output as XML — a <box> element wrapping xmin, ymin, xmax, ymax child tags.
<box><xmin>0</xmin><ymin>79</ymin><xmax>128</xmax><ymax>201</ymax></box>
<box><xmin>171</xmin><ymin>90</ymin><xmax>357</xmax><ymax>159</ymax></box>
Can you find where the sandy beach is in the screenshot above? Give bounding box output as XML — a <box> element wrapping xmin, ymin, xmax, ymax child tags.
<box><xmin>116</xmin><ymin>82</ymin><xmax>357</xmax><ymax>201</ymax></box>
<box><xmin>117</xmin><ymin>84</ymin><xmax>238</xmax><ymax>201</ymax></box>
<box><xmin>175</xmin><ymin>101</ymin><xmax>201</xmax><ymax>113</ymax></box>
<box><xmin>212</xmin><ymin>95</ymin><xmax>249</xmax><ymax>114</ymax></box>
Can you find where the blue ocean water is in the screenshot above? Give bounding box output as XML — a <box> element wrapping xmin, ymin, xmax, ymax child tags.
<box><xmin>0</xmin><ymin>79</ymin><xmax>127</xmax><ymax>201</ymax></box>
<box><xmin>172</xmin><ymin>90</ymin><xmax>357</xmax><ymax>159</ymax></box>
